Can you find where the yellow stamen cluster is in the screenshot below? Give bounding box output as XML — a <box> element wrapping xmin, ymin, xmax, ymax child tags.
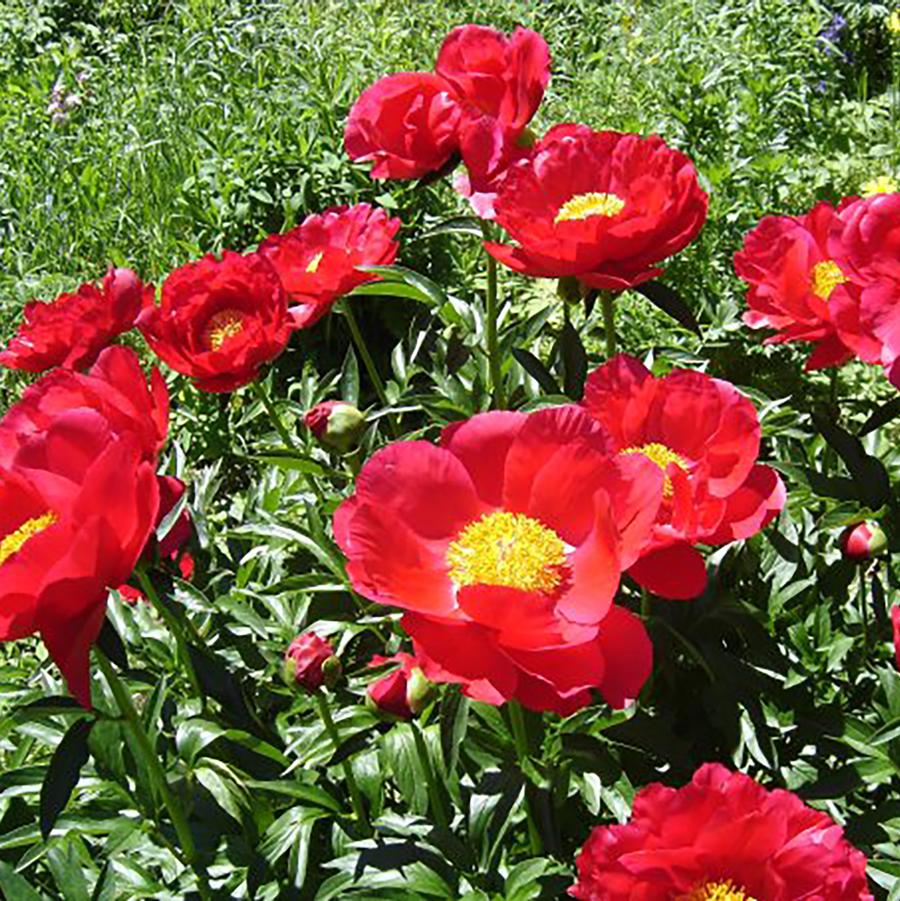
<box><xmin>305</xmin><ymin>251</ymin><xmax>324</xmax><ymax>273</ymax></box>
<box><xmin>810</xmin><ymin>259</ymin><xmax>847</xmax><ymax>301</ymax></box>
<box><xmin>555</xmin><ymin>191</ymin><xmax>625</xmax><ymax>224</ymax></box>
<box><xmin>677</xmin><ymin>879</ymin><xmax>757</xmax><ymax>901</ymax></box>
<box><xmin>861</xmin><ymin>174</ymin><xmax>898</xmax><ymax>197</ymax></box>
<box><xmin>446</xmin><ymin>511</ymin><xmax>567</xmax><ymax>594</ymax></box>
<box><xmin>0</xmin><ymin>512</ymin><xmax>58</xmax><ymax>567</ymax></box>
<box><xmin>204</xmin><ymin>309</ymin><xmax>244</xmax><ymax>351</ymax></box>
<box><xmin>620</xmin><ymin>442</ymin><xmax>688</xmax><ymax>498</ymax></box>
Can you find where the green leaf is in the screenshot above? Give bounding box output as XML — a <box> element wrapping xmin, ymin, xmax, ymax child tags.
<box><xmin>633</xmin><ymin>281</ymin><xmax>701</xmax><ymax>335</ymax></box>
<box><xmin>340</xmin><ymin>344</ymin><xmax>360</xmax><ymax>405</ymax></box>
<box><xmin>381</xmin><ymin>724</ymin><xmax>429</xmax><ymax>815</ymax></box>
<box><xmin>40</xmin><ymin>718</ymin><xmax>94</xmax><ymax>840</ymax></box>
<box><xmin>557</xmin><ymin>321</ymin><xmax>588</xmax><ymax>400</ymax></box>
<box><xmin>512</xmin><ymin>348</ymin><xmax>561</xmax><ymax>394</ymax></box>
<box><xmin>860</xmin><ymin>396</ymin><xmax>900</xmax><ymax>436</ymax></box>
<box><xmin>0</xmin><ymin>862</ymin><xmax>45</xmax><ymax>901</ymax></box>
<box><xmin>354</xmin><ymin>265</ymin><xmax>447</xmax><ymax>308</ymax></box>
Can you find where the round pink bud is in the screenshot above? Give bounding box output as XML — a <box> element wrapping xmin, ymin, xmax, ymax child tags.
<box><xmin>284</xmin><ymin>632</ymin><xmax>341</xmax><ymax>691</ymax></box>
<box><xmin>366</xmin><ymin>653</ymin><xmax>433</xmax><ymax>719</ymax></box>
<box><xmin>304</xmin><ymin>400</ymin><xmax>366</xmax><ymax>453</ymax></box>
<box><xmin>839</xmin><ymin>522</ymin><xmax>888</xmax><ymax>562</ymax></box>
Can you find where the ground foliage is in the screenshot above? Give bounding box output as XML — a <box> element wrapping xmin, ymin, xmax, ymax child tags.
<box><xmin>0</xmin><ymin>0</ymin><xmax>899</xmax><ymax>899</ymax></box>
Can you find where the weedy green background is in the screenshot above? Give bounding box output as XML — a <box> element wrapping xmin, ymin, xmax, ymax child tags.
<box><xmin>1</xmin><ymin>1</ymin><xmax>900</xmax><ymax>899</ymax></box>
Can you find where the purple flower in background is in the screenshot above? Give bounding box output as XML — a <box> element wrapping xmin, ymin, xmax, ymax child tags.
<box><xmin>817</xmin><ymin>12</ymin><xmax>850</xmax><ymax>62</ymax></box>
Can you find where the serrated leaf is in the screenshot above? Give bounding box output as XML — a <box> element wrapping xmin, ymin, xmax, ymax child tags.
<box><xmin>40</xmin><ymin>718</ymin><xmax>94</xmax><ymax>840</ymax></box>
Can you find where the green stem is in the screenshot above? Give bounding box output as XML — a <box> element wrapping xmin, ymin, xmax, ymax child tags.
<box><xmin>342</xmin><ymin>303</ymin><xmax>397</xmax><ymax>436</ymax></box>
<box><xmin>410</xmin><ymin>721</ymin><xmax>449</xmax><ymax>830</ymax></box>
<box><xmin>314</xmin><ymin>691</ymin><xmax>371</xmax><ymax>835</ymax></box>
<box><xmin>95</xmin><ymin>650</ymin><xmax>210</xmax><ymax>897</ymax></box>
<box><xmin>251</xmin><ymin>378</ymin><xmax>296</xmax><ymax>450</ymax></box>
<box><xmin>507</xmin><ymin>702</ymin><xmax>542</xmax><ymax>855</ymax></box>
<box><xmin>484</xmin><ymin>250</ymin><xmax>504</xmax><ymax>409</ymax></box>
<box><xmin>859</xmin><ymin>566</ymin><xmax>870</xmax><ymax>654</ymax></box>
<box><xmin>136</xmin><ymin>567</ymin><xmax>204</xmax><ymax>703</ymax></box>
<box><xmin>600</xmin><ymin>291</ymin><xmax>617</xmax><ymax>358</ymax></box>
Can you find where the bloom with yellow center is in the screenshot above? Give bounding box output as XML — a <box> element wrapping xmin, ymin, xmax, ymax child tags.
<box><xmin>620</xmin><ymin>442</ymin><xmax>688</xmax><ymax>498</ymax></box>
<box><xmin>0</xmin><ymin>512</ymin><xmax>58</xmax><ymax>567</ymax></box>
<box><xmin>809</xmin><ymin>259</ymin><xmax>847</xmax><ymax>301</ymax></box>
<box><xmin>555</xmin><ymin>191</ymin><xmax>626</xmax><ymax>224</ymax></box>
<box><xmin>305</xmin><ymin>251</ymin><xmax>324</xmax><ymax>274</ymax></box>
<box><xmin>446</xmin><ymin>510</ymin><xmax>567</xmax><ymax>594</ymax></box>
<box><xmin>888</xmin><ymin>10</ymin><xmax>900</xmax><ymax>36</ymax></box>
<box><xmin>861</xmin><ymin>174</ymin><xmax>898</xmax><ymax>197</ymax></box>
<box><xmin>203</xmin><ymin>309</ymin><xmax>244</xmax><ymax>351</ymax></box>
<box><xmin>677</xmin><ymin>879</ymin><xmax>757</xmax><ymax>901</ymax></box>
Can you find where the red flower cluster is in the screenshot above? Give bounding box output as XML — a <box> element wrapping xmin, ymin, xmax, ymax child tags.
<box><xmin>0</xmin><ymin>268</ymin><xmax>151</xmax><ymax>373</ymax></box>
<box><xmin>345</xmin><ymin>25</ymin><xmax>550</xmax><ymax>216</ymax></box>
<box><xmin>487</xmin><ymin>126</ymin><xmax>708</xmax><ymax>291</ymax></box>
<box><xmin>0</xmin><ymin>347</ymin><xmax>168</xmax><ymax>705</ymax></box>
<box><xmin>582</xmin><ymin>355</ymin><xmax>785</xmax><ymax>599</ymax></box>
<box><xmin>570</xmin><ymin>763</ymin><xmax>872</xmax><ymax>900</ymax></box>
<box><xmin>737</xmin><ymin>186</ymin><xmax>900</xmax><ymax>387</ymax></box>
<box><xmin>337</xmin><ymin>405</ymin><xmax>668</xmax><ymax>714</ymax></box>
<box><xmin>259</xmin><ymin>204</ymin><xmax>401</xmax><ymax>327</ymax></box>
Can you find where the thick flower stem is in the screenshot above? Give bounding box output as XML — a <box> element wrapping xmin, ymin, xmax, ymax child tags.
<box><xmin>136</xmin><ymin>566</ymin><xmax>204</xmax><ymax>703</ymax></box>
<box><xmin>484</xmin><ymin>250</ymin><xmax>505</xmax><ymax>410</ymax></box>
<box><xmin>600</xmin><ymin>291</ymin><xmax>617</xmax><ymax>358</ymax></box>
<box><xmin>410</xmin><ymin>720</ymin><xmax>450</xmax><ymax>830</ymax></box>
<box><xmin>341</xmin><ymin>302</ymin><xmax>397</xmax><ymax>436</ymax></box>
<box><xmin>507</xmin><ymin>701</ymin><xmax>543</xmax><ymax>855</ymax></box>
<box><xmin>95</xmin><ymin>649</ymin><xmax>211</xmax><ymax>898</ymax></box>
<box><xmin>314</xmin><ymin>690</ymin><xmax>372</xmax><ymax>835</ymax></box>
<box><xmin>859</xmin><ymin>567</ymin><xmax>870</xmax><ymax>653</ymax></box>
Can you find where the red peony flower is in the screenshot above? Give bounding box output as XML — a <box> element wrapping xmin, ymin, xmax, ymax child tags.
<box><xmin>259</xmin><ymin>204</ymin><xmax>400</xmax><ymax>327</ymax></box>
<box><xmin>485</xmin><ymin>126</ymin><xmax>708</xmax><ymax>291</ymax></box>
<box><xmin>335</xmin><ymin>405</ymin><xmax>663</xmax><ymax>714</ymax></box>
<box><xmin>892</xmin><ymin>605</ymin><xmax>900</xmax><ymax>671</ymax></box>
<box><xmin>582</xmin><ymin>355</ymin><xmax>785</xmax><ymax>600</ymax></box>
<box><xmin>344</xmin><ymin>72</ymin><xmax>461</xmax><ymax>180</ymax></box>
<box><xmin>137</xmin><ymin>251</ymin><xmax>292</xmax><ymax>393</ymax></box>
<box><xmin>0</xmin><ymin>347</ymin><xmax>165</xmax><ymax>706</ymax></box>
<box><xmin>367</xmin><ymin>652</ymin><xmax>433</xmax><ymax>719</ymax></box>
<box><xmin>829</xmin><ymin>192</ymin><xmax>900</xmax><ymax>384</ymax></box>
<box><xmin>570</xmin><ymin>762</ymin><xmax>872</xmax><ymax>900</ymax></box>
<box><xmin>284</xmin><ymin>632</ymin><xmax>341</xmax><ymax>692</ymax></box>
<box><xmin>436</xmin><ymin>25</ymin><xmax>550</xmax><ymax>217</ymax></box>
<box><xmin>735</xmin><ymin>202</ymin><xmax>858</xmax><ymax>370</ymax></box>
<box><xmin>0</xmin><ymin>267</ymin><xmax>150</xmax><ymax>373</ymax></box>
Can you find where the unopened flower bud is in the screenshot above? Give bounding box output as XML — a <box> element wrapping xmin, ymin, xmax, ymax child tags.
<box><xmin>557</xmin><ymin>275</ymin><xmax>584</xmax><ymax>305</ymax></box>
<box><xmin>366</xmin><ymin>653</ymin><xmax>433</xmax><ymax>719</ymax></box>
<box><xmin>304</xmin><ymin>401</ymin><xmax>366</xmax><ymax>453</ymax></box>
<box><xmin>284</xmin><ymin>632</ymin><xmax>341</xmax><ymax>691</ymax></box>
<box><xmin>516</xmin><ymin>126</ymin><xmax>538</xmax><ymax>149</ymax></box>
<box><xmin>839</xmin><ymin>522</ymin><xmax>887</xmax><ymax>562</ymax></box>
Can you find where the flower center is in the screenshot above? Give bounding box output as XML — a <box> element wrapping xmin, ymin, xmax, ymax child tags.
<box><xmin>555</xmin><ymin>191</ymin><xmax>625</xmax><ymax>224</ymax></box>
<box><xmin>305</xmin><ymin>251</ymin><xmax>324</xmax><ymax>273</ymax></box>
<box><xmin>446</xmin><ymin>511</ymin><xmax>567</xmax><ymax>593</ymax></box>
<box><xmin>203</xmin><ymin>309</ymin><xmax>244</xmax><ymax>351</ymax></box>
<box><xmin>862</xmin><ymin>174</ymin><xmax>898</xmax><ymax>196</ymax></box>
<box><xmin>620</xmin><ymin>442</ymin><xmax>688</xmax><ymax>498</ymax></box>
<box><xmin>0</xmin><ymin>512</ymin><xmax>57</xmax><ymax>567</ymax></box>
<box><xmin>810</xmin><ymin>259</ymin><xmax>847</xmax><ymax>300</ymax></box>
<box><xmin>676</xmin><ymin>880</ymin><xmax>757</xmax><ymax>901</ymax></box>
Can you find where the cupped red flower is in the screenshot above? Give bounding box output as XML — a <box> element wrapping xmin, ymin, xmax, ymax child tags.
<box><xmin>0</xmin><ymin>267</ymin><xmax>150</xmax><ymax>373</ymax></box>
<box><xmin>735</xmin><ymin>202</ymin><xmax>858</xmax><ymax>370</ymax></box>
<box><xmin>0</xmin><ymin>349</ymin><xmax>166</xmax><ymax>706</ymax></box>
<box><xmin>0</xmin><ymin>345</ymin><xmax>168</xmax><ymax>467</ymax></box>
<box><xmin>485</xmin><ymin>127</ymin><xmax>708</xmax><ymax>291</ymax></box>
<box><xmin>259</xmin><ymin>204</ymin><xmax>400</xmax><ymax>327</ymax></box>
<box><xmin>344</xmin><ymin>72</ymin><xmax>461</xmax><ymax>180</ymax></box>
<box><xmin>284</xmin><ymin>632</ymin><xmax>341</xmax><ymax>692</ymax></box>
<box><xmin>582</xmin><ymin>355</ymin><xmax>785</xmax><ymax>599</ymax></box>
<box><xmin>367</xmin><ymin>652</ymin><xmax>432</xmax><ymax>719</ymax></box>
<box><xmin>828</xmin><ymin>192</ymin><xmax>900</xmax><ymax>381</ymax></box>
<box><xmin>335</xmin><ymin>405</ymin><xmax>662</xmax><ymax>713</ymax></box>
<box><xmin>137</xmin><ymin>251</ymin><xmax>292</xmax><ymax>392</ymax></box>
<box><xmin>570</xmin><ymin>762</ymin><xmax>873</xmax><ymax>900</ymax></box>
